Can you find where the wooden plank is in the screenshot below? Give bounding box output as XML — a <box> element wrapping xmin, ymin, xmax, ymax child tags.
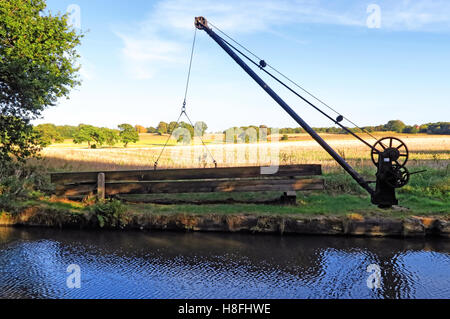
<box><xmin>55</xmin><ymin>178</ymin><xmax>323</xmax><ymax>196</ymax></box>
<box><xmin>55</xmin><ymin>183</ymin><xmax>96</xmax><ymax>196</ymax></box>
<box><xmin>51</xmin><ymin>164</ymin><xmax>322</xmax><ymax>185</ymax></box>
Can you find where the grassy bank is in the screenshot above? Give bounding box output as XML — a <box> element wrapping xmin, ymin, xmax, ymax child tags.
<box><xmin>2</xmin><ymin>167</ymin><xmax>448</xmax><ymax>221</ymax></box>
<box><xmin>1</xmin><ymin>157</ymin><xmax>448</xmax><ymax>238</ymax></box>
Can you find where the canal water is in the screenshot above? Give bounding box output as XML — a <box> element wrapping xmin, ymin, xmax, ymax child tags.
<box><xmin>0</xmin><ymin>227</ymin><xmax>448</xmax><ymax>299</ymax></box>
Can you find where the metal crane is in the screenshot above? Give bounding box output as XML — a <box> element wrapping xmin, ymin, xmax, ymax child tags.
<box><xmin>195</xmin><ymin>16</ymin><xmax>415</xmax><ymax>208</ymax></box>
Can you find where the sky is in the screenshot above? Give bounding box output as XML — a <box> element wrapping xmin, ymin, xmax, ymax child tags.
<box><xmin>35</xmin><ymin>0</ymin><xmax>450</xmax><ymax>131</ymax></box>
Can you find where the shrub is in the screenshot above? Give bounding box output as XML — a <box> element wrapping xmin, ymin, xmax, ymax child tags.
<box><xmin>0</xmin><ymin>161</ymin><xmax>54</xmax><ymax>211</ymax></box>
<box><xmin>87</xmin><ymin>199</ymin><xmax>127</xmax><ymax>228</ymax></box>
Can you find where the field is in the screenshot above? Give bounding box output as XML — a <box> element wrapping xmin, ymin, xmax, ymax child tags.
<box><xmin>38</xmin><ymin>132</ymin><xmax>450</xmax><ymax>173</ymax></box>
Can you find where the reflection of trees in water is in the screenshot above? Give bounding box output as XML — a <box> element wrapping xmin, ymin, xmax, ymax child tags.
<box><xmin>3</xmin><ymin>227</ymin><xmax>449</xmax><ymax>298</ymax></box>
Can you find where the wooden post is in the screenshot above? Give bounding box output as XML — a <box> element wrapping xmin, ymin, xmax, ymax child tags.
<box><xmin>97</xmin><ymin>173</ymin><xmax>105</xmax><ymax>200</ymax></box>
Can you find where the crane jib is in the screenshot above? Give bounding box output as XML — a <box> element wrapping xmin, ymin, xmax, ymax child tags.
<box><xmin>195</xmin><ymin>17</ymin><xmax>375</xmax><ymax>196</ymax></box>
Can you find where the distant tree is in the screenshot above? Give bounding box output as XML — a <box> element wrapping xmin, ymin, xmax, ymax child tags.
<box><xmin>34</xmin><ymin>124</ymin><xmax>64</xmax><ymax>147</ymax></box>
<box><xmin>403</xmin><ymin>125</ymin><xmax>419</xmax><ymax>134</ymax></box>
<box><xmin>73</xmin><ymin>125</ymin><xmax>96</xmax><ymax>148</ymax></box>
<box><xmin>180</xmin><ymin>122</ymin><xmax>194</xmax><ymax>138</ymax></box>
<box><xmin>168</xmin><ymin>121</ymin><xmax>178</xmax><ymax>134</ymax></box>
<box><xmin>419</xmin><ymin>124</ymin><xmax>429</xmax><ymax>133</ymax></box>
<box><xmin>259</xmin><ymin>125</ymin><xmax>271</xmax><ymax>137</ymax></box>
<box><xmin>102</xmin><ymin>128</ymin><xmax>120</xmax><ymax>147</ymax></box>
<box><xmin>426</xmin><ymin>122</ymin><xmax>450</xmax><ymax>135</ymax></box>
<box><xmin>118</xmin><ymin>124</ymin><xmax>139</xmax><ymax>147</ymax></box>
<box><xmin>194</xmin><ymin>121</ymin><xmax>208</xmax><ymax>136</ymax></box>
<box><xmin>135</xmin><ymin>125</ymin><xmax>147</xmax><ymax>134</ymax></box>
<box><xmin>56</xmin><ymin>125</ymin><xmax>78</xmax><ymax>139</ymax></box>
<box><xmin>384</xmin><ymin>120</ymin><xmax>406</xmax><ymax>133</ymax></box>
<box><xmin>157</xmin><ymin>122</ymin><xmax>168</xmax><ymax>135</ymax></box>
<box><xmin>90</xmin><ymin>128</ymin><xmax>107</xmax><ymax>148</ymax></box>
<box><xmin>146</xmin><ymin>127</ymin><xmax>157</xmax><ymax>134</ymax></box>
<box><xmin>172</xmin><ymin>128</ymin><xmax>192</xmax><ymax>145</ymax></box>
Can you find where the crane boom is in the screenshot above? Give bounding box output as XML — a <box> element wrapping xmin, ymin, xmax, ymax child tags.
<box><xmin>195</xmin><ymin>16</ymin><xmax>413</xmax><ymax>207</ymax></box>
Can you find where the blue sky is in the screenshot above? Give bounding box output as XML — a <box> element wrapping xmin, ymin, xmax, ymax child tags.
<box><xmin>36</xmin><ymin>0</ymin><xmax>450</xmax><ymax>131</ymax></box>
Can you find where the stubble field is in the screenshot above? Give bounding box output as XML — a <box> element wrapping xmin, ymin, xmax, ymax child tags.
<box><xmin>38</xmin><ymin>133</ymin><xmax>449</xmax><ymax>173</ymax></box>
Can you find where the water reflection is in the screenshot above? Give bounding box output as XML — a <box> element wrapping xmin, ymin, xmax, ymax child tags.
<box><xmin>0</xmin><ymin>227</ymin><xmax>449</xmax><ymax>299</ymax></box>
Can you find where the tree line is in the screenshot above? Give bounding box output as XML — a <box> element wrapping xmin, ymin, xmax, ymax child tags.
<box><xmin>33</xmin><ymin>124</ymin><xmax>139</xmax><ymax>148</ymax></box>
<box><xmin>147</xmin><ymin>121</ymin><xmax>208</xmax><ymax>136</ymax></box>
<box><xmin>34</xmin><ymin>120</ymin><xmax>449</xmax><ymax>149</ymax></box>
<box><xmin>253</xmin><ymin>120</ymin><xmax>449</xmax><ymax>135</ymax></box>
<box><xmin>33</xmin><ymin>121</ymin><xmax>210</xmax><ymax>148</ymax></box>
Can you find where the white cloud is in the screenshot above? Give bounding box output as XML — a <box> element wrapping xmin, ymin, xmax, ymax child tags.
<box><xmin>151</xmin><ymin>0</ymin><xmax>364</xmax><ymax>33</ymax></box>
<box><xmin>117</xmin><ymin>32</ymin><xmax>183</xmax><ymax>79</ymax></box>
<box><xmin>116</xmin><ymin>0</ymin><xmax>450</xmax><ymax>79</ymax></box>
<box><xmin>378</xmin><ymin>0</ymin><xmax>450</xmax><ymax>31</ymax></box>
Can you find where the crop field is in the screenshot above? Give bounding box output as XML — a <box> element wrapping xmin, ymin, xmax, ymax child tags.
<box><xmin>37</xmin><ymin>133</ymin><xmax>450</xmax><ymax>173</ymax></box>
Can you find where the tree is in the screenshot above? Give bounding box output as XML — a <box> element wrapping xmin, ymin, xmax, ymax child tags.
<box><xmin>194</xmin><ymin>121</ymin><xmax>208</xmax><ymax>136</ymax></box>
<box><xmin>34</xmin><ymin>124</ymin><xmax>64</xmax><ymax>147</ymax></box>
<box><xmin>73</xmin><ymin>125</ymin><xmax>96</xmax><ymax>148</ymax></box>
<box><xmin>0</xmin><ymin>116</ymin><xmax>40</xmax><ymax>163</ymax></box>
<box><xmin>157</xmin><ymin>122</ymin><xmax>168</xmax><ymax>135</ymax></box>
<box><xmin>168</xmin><ymin>121</ymin><xmax>178</xmax><ymax>134</ymax></box>
<box><xmin>146</xmin><ymin>127</ymin><xmax>157</xmax><ymax>134</ymax></box>
<box><xmin>180</xmin><ymin>122</ymin><xmax>194</xmax><ymax>138</ymax></box>
<box><xmin>90</xmin><ymin>128</ymin><xmax>106</xmax><ymax>148</ymax></box>
<box><xmin>118</xmin><ymin>124</ymin><xmax>139</xmax><ymax>147</ymax></box>
<box><xmin>0</xmin><ymin>0</ymin><xmax>82</xmax><ymax>163</ymax></box>
<box><xmin>135</xmin><ymin>125</ymin><xmax>147</xmax><ymax>134</ymax></box>
<box><xmin>426</xmin><ymin>122</ymin><xmax>450</xmax><ymax>135</ymax></box>
<box><xmin>384</xmin><ymin>120</ymin><xmax>406</xmax><ymax>133</ymax></box>
<box><xmin>259</xmin><ymin>125</ymin><xmax>271</xmax><ymax>137</ymax></box>
<box><xmin>56</xmin><ymin>125</ymin><xmax>78</xmax><ymax>139</ymax></box>
<box><xmin>102</xmin><ymin>128</ymin><xmax>120</xmax><ymax>147</ymax></box>
<box><xmin>402</xmin><ymin>125</ymin><xmax>419</xmax><ymax>134</ymax></box>
<box><xmin>73</xmin><ymin>125</ymin><xmax>110</xmax><ymax>148</ymax></box>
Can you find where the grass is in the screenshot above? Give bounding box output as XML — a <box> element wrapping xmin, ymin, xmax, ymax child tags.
<box><xmin>8</xmin><ymin>192</ymin><xmax>447</xmax><ymax>223</ymax></box>
<box><xmin>117</xmin><ymin>166</ymin><xmax>449</xmax><ymax>218</ymax></box>
<box><xmin>6</xmin><ymin>166</ymin><xmax>444</xmax><ymax>221</ymax></box>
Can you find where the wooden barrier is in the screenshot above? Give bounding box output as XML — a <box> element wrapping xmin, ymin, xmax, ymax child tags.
<box><xmin>50</xmin><ymin>165</ymin><xmax>324</xmax><ymax>203</ymax></box>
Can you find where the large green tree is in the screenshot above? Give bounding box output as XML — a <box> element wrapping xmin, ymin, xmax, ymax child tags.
<box><xmin>157</xmin><ymin>121</ymin><xmax>168</xmax><ymax>135</ymax></box>
<box><xmin>0</xmin><ymin>0</ymin><xmax>82</xmax><ymax>162</ymax></box>
<box><xmin>74</xmin><ymin>125</ymin><xmax>119</xmax><ymax>149</ymax></box>
<box><xmin>73</xmin><ymin>124</ymin><xmax>95</xmax><ymax>148</ymax></box>
<box><xmin>102</xmin><ymin>128</ymin><xmax>120</xmax><ymax>147</ymax></box>
<box><xmin>33</xmin><ymin>123</ymin><xmax>64</xmax><ymax>146</ymax></box>
<box><xmin>384</xmin><ymin>120</ymin><xmax>406</xmax><ymax>133</ymax></box>
<box><xmin>118</xmin><ymin>124</ymin><xmax>139</xmax><ymax>148</ymax></box>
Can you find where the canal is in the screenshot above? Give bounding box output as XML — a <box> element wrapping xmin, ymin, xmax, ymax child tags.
<box><xmin>0</xmin><ymin>227</ymin><xmax>448</xmax><ymax>299</ymax></box>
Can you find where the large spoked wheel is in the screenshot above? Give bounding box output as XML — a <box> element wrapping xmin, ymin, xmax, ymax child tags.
<box><xmin>371</xmin><ymin>137</ymin><xmax>409</xmax><ymax>167</ymax></box>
